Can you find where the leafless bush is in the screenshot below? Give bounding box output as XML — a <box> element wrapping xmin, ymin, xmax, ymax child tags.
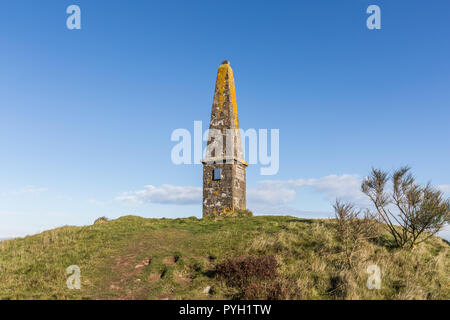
<box><xmin>334</xmin><ymin>200</ymin><xmax>379</xmax><ymax>267</ymax></box>
<box><xmin>216</xmin><ymin>255</ymin><xmax>277</xmax><ymax>287</ymax></box>
<box><xmin>215</xmin><ymin>255</ymin><xmax>291</xmax><ymax>299</ymax></box>
<box><xmin>241</xmin><ymin>281</ymin><xmax>284</xmax><ymax>300</ymax></box>
<box><xmin>361</xmin><ymin>167</ymin><xmax>449</xmax><ymax>249</ymax></box>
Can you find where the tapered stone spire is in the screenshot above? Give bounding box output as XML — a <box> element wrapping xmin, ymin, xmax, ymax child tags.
<box><xmin>202</xmin><ymin>61</ymin><xmax>247</xmax><ymax>217</ymax></box>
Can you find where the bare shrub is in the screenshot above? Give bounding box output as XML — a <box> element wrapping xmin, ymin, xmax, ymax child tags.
<box><xmin>241</xmin><ymin>281</ymin><xmax>284</xmax><ymax>300</ymax></box>
<box><xmin>327</xmin><ymin>274</ymin><xmax>349</xmax><ymax>299</ymax></box>
<box><xmin>215</xmin><ymin>255</ymin><xmax>290</xmax><ymax>299</ymax></box>
<box><xmin>334</xmin><ymin>200</ymin><xmax>379</xmax><ymax>267</ymax></box>
<box><xmin>216</xmin><ymin>255</ymin><xmax>277</xmax><ymax>287</ymax></box>
<box><xmin>361</xmin><ymin>167</ymin><xmax>449</xmax><ymax>248</ymax></box>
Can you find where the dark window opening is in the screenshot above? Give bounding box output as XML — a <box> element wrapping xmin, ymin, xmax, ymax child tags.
<box><xmin>213</xmin><ymin>168</ymin><xmax>222</xmax><ymax>181</ymax></box>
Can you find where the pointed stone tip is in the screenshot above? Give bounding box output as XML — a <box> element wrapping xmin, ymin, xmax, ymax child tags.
<box><xmin>221</xmin><ymin>60</ymin><xmax>230</xmax><ymax>65</ymax></box>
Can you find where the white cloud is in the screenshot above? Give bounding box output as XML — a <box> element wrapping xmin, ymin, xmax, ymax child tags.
<box><xmin>116</xmin><ymin>184</ymin><xmax>202</xmax><ymax>205</ymax></box>
<box><xmin>249</xmin><ymin>204</ymin><xmax>332</xmax><ymax>218</ymax></box>
<box><xmin>88</xmin><ymin>199</ymin><xmax>106</xmax><ymax>206</ymax></box>
<box><xmin>437</xmin><ymin>185</ymin><xmax>450</xmax><ymax>195</ymax></box>
<box><xmin>1</xmin><ymin>185</ymin><xmax>48</xmax><ymax>197</ymax></box>
<box><xmin>20</xmin><ymin>185</ymin><xmax>48</xmax><ymax>194</ymax></box>
<box><xmin>116</xmin><ymin>174</ymin><xmax>368</xmax><ymax>208</ymax></box>
<box><xmin>248</xmin><ymin>185</ymin><xmax>296</xmax><ymax>205</ymax></box>
<box><xmin>251</xmin><ymin>174</ymin><xmax>367</xmax><ymax>206</ymax></box>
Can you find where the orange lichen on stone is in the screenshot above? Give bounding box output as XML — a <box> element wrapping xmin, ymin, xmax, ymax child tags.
<box><xmin>223</xmin><ymin>207</ymin><xmax>234</xmax><ymax>216</ymax></box>
<box><xmin>214</xmin><ymin>63</ymin><xmax>239</xmax><ymax>129</ymax></box>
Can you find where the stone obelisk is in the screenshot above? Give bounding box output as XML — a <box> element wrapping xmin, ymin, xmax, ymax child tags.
<box><xmin>201</xmin><ymin>61</ymin><xmax>247</xmax><ymax>217</ymax></box>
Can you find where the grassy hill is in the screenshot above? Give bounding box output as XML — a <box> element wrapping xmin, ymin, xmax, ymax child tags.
<box><xmin>0</xmin><ymin>215</ymin><xmax>448</xmax><ymax>300</ymax></box>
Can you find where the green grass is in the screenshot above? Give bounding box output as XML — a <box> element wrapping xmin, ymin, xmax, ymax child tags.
<box><xmin>0</xmin><ymin>215</ymin><xmax>448</xmax><ymax>300</ymax></box>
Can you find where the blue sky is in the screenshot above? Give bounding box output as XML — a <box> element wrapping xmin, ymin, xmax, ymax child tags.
<box><xmin>0</xmin><ymin>0</ymin><xmax>449</xmax><ymax>239</ymax></box>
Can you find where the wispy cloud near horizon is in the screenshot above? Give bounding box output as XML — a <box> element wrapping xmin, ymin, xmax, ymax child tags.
<box><xmin>1</xmin><ymin>185</ymin><xmax>48</xmax><ymax>197</ymax></box>
<box><xmin>116</xmin><ymin>184</ymin><xmax>202</xmax><ymax>205</ymax></box>
<box><xmin>249</xmin><ymin>174</ymin><xmax>368</xmax><ymax>206</ymax></box>
<box><xmin>115</xmin><ymin>174</ymin><xmax>369</xmax><ymax>208</ymax></box>
<box><xmin>437</xmin><ymin>185</ymin><xmax>450</xmax><ymax>195</ymax></box>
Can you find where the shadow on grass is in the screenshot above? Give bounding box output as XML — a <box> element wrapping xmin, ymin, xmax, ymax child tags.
<box><xmin>368</xmin><ymin>235</ymin><xmax>399</xmax><ymax>250</ymax></box>
<box><xmin>285</xmin><ymin>219</ymin><xmax>315</xmax><ymax>224</ymax></box>
<box><xmin>201</xmin><ymin>269</ymin><xmax>216</xmax><ymax>278</ymax></box>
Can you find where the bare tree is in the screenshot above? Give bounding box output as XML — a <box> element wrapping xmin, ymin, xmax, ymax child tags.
<box><xmin>361</xmin><ymin>167</ymin><xmax>449</xmax><ymax>248</ymax></box>
<box><xmin>334</xmin><ymin>200</ymin><xmax>378</xmax><ymax>268</ymax></box>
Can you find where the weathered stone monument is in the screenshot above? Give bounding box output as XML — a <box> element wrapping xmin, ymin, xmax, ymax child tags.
<box><xmin>201</xmin><ymin>61</ymin><xmax>247</xmax><ymax>217</ymax></box>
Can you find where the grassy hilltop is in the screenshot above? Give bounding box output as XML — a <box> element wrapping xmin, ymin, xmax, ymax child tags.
<box><xmin>0</xmin><ymin>215</ymin><xmax>448</xmax><ymax>300</ymax></box>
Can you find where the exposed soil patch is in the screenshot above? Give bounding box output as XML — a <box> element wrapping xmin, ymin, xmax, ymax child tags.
<box><xmin>135</xmin><ymin>257</ymin><xmax>152</xmax><ymax>269</ymax></box>
<box><xmin>175</xmin><ymin>273</ymin><xmax>192</xmax><ymax>285</ymax></box>
<box><xmin>148</xmin><ymin>273</ymin><xmax>160</xmax><ymax>283</ymax></box>
<box><xmin>157</xmin><ymin>293</ymin><xmax>172</xmax><ymax>300</ymax></box>
<box><xmin>163</xmin><ymin>256</ymin><xmax>177</xmax><ymax>265</ymax></box>
<box><xmin>109</xmin><ymin>284</ymin><xmax>120</xmax><ymax>290</ymax></box>
<box><xmin>98</xmin><ymin>230</ymin><xmax>190</xmax><ymax>300</ymax></box>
